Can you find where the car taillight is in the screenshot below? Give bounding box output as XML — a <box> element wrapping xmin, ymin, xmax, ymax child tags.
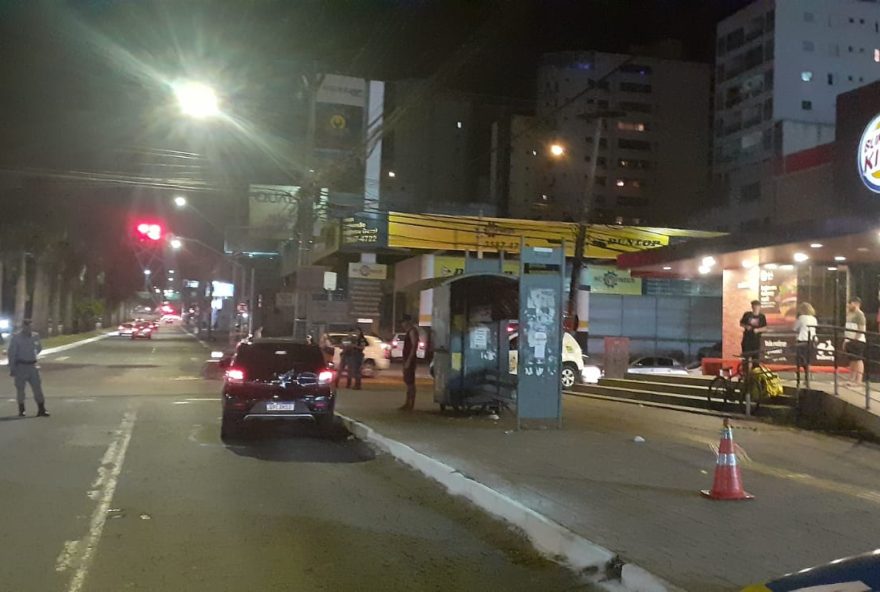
<box><xmin>318</xmin><ymin>369</ymin><xmax>335</xmax><ymax>385</ymax></box>
<box><xmin>225</xmin><ymin>368</ymin><xmax>245</xmax><ymax>382</ymax></box>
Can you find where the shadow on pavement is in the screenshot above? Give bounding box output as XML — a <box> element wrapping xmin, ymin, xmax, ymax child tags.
<box><xmin>0</xmin><ymin>415</ymin><xmax>27</xmax><ymax>422</ymax></box>
<box><xmin>224</xmin><ymin>419</ymin><xmax>376</xmax><ymax>464</ymax></box>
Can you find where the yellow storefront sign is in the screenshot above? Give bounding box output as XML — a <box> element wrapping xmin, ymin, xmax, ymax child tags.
<box><xmin>387</xmin><ymin>212</ymin><xmax>718</xmax><ymax>259</ymax></box>
<box><xmin>434</xmin><ymin>255</ymin><xmax>519</xmax><ymax>278</ymax></box>
<box><xmin>586</xmin><ymin>265</ymin><xmax>642</xmax><ymax>295</ymax></box>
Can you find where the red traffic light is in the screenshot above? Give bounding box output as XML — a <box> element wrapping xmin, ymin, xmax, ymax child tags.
<box><xmin>135</xmin><ymin>222</ymin><xmax>163</xmax><ymax>242</ymax></box>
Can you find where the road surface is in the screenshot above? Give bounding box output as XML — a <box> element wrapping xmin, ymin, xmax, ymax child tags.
<box><xmin>0</xmin><ymin>327</ymin><xmax>592</xmax><ymax>592</ymax></box>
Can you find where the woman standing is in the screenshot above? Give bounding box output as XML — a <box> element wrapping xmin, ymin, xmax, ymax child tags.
<box><xmin>793</xmin><ymin>302</ymin><xmax>818</xmax><ymax>385</ymax></box>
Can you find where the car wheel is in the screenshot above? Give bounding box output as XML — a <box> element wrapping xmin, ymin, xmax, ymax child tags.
<box><xmin>561</xmin><ymin>363</ymin><xmax>578</xmax><ymax>389</ymax></box>
<box><xmin>220</xmin><ymin>413</ymin><xmax>244</xmax><ymax>440</ymax></box>
<box><xmin>361</xmin><ymin>359</ymin><xmax>377</xmax><ymax>378</ymax></box>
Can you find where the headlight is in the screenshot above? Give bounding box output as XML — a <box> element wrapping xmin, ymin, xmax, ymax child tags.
<box><xmin>581</xmin><ymin>366</ymin><xmax>602</xmax><ymax>384</ymax></box>
<box><xmin>0</xmin><ymin>319</ymin><xmax>9</xmax><ymax>330</ymax></box>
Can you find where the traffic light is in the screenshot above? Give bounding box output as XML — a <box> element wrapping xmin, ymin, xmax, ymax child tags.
<box><xmin>134</xmin><ymin>222</ymin><xmax>164</xmax><ymax>242</ymax></box>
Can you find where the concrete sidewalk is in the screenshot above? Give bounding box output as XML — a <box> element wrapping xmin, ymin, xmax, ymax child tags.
<box><xmin>336</xmin><ymin>384</ymin><xmax>880</xmax><ymax>591</ymax></box>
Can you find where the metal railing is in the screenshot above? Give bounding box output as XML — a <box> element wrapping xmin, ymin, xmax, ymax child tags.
<box><xmin>760</xmin><ymin>323</ymin><xmax>880</xmax><ymax>413</ymax></box>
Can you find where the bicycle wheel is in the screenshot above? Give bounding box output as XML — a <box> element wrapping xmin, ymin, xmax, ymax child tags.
<box><xmin>708</xmin><ymin>377</ymin><xmax>731</xmax><ymax>409</ymax></box>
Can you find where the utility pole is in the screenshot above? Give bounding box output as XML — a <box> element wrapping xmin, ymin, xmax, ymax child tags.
<box><xmin>566</xmin><ymin>110</ymin><xmax>625</xmax><ymax>347</ymax></box>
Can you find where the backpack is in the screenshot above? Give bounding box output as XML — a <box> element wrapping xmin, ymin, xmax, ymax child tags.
<box><xmin>750</xmin><ymin>365</ymin><xmax>784</xmax><ymax>398</ymax></box>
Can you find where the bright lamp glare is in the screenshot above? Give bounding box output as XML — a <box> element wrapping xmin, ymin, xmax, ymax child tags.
<box><xmin>173</xmin><ymin>81</ymin><xmax>219</xmax><ymax>118</ymax></box>
<box><xmin>174</xmin><ymin>196</ymin><xmax>187</xmax><ymax>207</ymax></box>
<box><xmin>170</xmin><ymin>238</ymin><xmax>182</xmax><ymax>250</ymax></box>
<box><xmin>793</xmin><ymin>252</ymin><xmax>809</xmax><ymax>263</ymax></box>
<box><xmin>549</xmin><ymin>143</ymin><xmax>565</xmax><ymax>157</ymax></box>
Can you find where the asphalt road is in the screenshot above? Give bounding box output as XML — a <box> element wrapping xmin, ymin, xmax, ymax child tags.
<box><xmin>0</xmin><ymin>327</ymin><xmax>592</xmax><ymax>592</ymax></box>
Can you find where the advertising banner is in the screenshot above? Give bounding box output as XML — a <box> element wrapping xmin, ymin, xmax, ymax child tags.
<box><xmin>315</xmin><ymin>74</ymin><xmax>365</xmax><ymax>153</ymax></box>
<box><xmin>759</xmin><ymin>267</ymin><xmax>797</xmax><ymax>327</ymax></box>
<box><xmin>248</xmin><ymin>184</ymin><xmax>298</xmax><ymax>239</ymax></box>
<box><xmin>584</xmin><ymin>265</ymin><xmax>642</xmax><ymax>295</ymax></box>
<box><xmin>341</xmin><ymin>211</ymin><xmax>388</xmax><ymax>250</ymax></box>
<box><xmin>433</xmin><ymin>255</ymin><xmax>518</xmax><ymax>278</ymax></box>
<box><xmin>348</xmin><ymin>262</ymin><xmax>387</xmax><ymax>280</ymax></box>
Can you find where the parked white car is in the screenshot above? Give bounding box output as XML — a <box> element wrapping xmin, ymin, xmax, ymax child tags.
<box><xmin>390</xmin><ymin>330</ymin><xmax>427</xmax><ymax>360</ymax></box>
<box><xmin>509</xmin><ymin>332</ymin><xmax>602</xmax><ymax>389</ymax></box>
<box><xmin>628</xmin><ymin>356</ymin><xmax>689</xmax><ymax>376</ymax></box>
<box><xmin>326</xmin><ymin>333</ymin><xmax>391</xmax><ymax>377</ymax></box>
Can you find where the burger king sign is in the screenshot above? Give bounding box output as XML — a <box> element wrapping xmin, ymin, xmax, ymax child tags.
<box><xmin>858</xmin><ymin>113</ymin><xmax>880</xmax><ymax>193</ymax></box>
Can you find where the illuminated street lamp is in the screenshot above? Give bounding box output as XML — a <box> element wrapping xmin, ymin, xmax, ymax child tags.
<box><xmin>173</xmin><ymin>81</ymin><xmax>219</xmax><ymax>119</ymax></box>
<box><xmin>174</xmin><ymin>196</ymin><xmax>187</xmax><ymax>208</ymax></box>
<box><xmin>170</xmin><ymin>238</ymin><xmax>183</xmax><ymax>250</ymax></box>
<box><xmin>549</xmin><ymin>143</ymin><xmax>566</xmax><ymax>157</ymax></box>
<box><xmin>143</xmin><ymin>269</ymin><xmax>152</xmax><ymax>276</ymax></box>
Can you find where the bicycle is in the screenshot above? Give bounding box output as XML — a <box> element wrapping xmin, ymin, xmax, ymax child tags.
<box><xmin>707</xmin><ymin>356</ymin><xmax>768</xmax><ymax>413</ymax></box>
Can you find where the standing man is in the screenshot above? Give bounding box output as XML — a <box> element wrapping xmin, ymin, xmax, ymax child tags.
<box><xmin>400</xmin><ymin>314</ymin><xmax>420</xmax><ymax>411</ymax></box>
<box><xmin>844</xmin><ymin>296</ymin><xmax>867</xmax><ymax>387</ymax></box>
<box><xmin>740</xmin><ymin>300</ymin><xmax>768</xmax><ymax>363</ymax></box>
<box><xmin>8</xmin><ymin>319</ymin><xmax>49</xmax><ymax>417</ymax></box>
<box><xmin>348</xmin><ymin>327</ymin><xmax>368</xmax><ymax>390</ymax></box>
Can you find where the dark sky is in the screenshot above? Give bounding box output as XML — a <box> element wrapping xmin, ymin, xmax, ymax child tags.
<box><xmin>0</xmin><ymin>0</ymin><xmax>753</xmax><ymax>240</ymax></box>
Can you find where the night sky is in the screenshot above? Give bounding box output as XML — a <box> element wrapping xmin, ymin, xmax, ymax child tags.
<box><xmin>0</xmin><ymin>0</ymin><xmax>753</xmax><ymax>245</ymax></box>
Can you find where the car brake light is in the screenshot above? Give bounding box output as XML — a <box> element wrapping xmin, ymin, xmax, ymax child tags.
<box><xmin>318</xmin><ymin>369</ymin><xmax>335</xmax><ymax>385</ymax></box>
<box><xmin>225</xmin><ymin>368</ymin><xmax>245</xmax><ymax>382</ymax></box>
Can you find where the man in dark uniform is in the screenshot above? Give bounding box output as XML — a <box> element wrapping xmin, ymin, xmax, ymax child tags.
<box><xmin>400</xmin><ymin>315</ymin><xmax>420</xmax><ymax>410</ymax></box>
<box><xmin>739</xmin><ymin>300</ymin><xmax>767</xmax><ymax>363</ymax></box>
<box><xmin>8</xmin><ymin>319</ymin><xmax>49</xmax><ymax>417</ymax></box>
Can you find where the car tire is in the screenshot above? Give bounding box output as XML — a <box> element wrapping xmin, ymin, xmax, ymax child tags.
<box><xmin>361</xmin><ymin>359</ymin><xmax>377</xmax><ymax>378</ymax></box>
<box><xmin>561</xmin><ymin>363</ymin><xmax>578</xmax><ymax>389</ymax></box>
<box><xmin>220</xmin><ymin>413</ymin><xmax>244</xmax><ymax>440</ymax></box>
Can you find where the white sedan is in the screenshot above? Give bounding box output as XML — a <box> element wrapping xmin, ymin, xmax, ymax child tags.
<box><xmin>327</xmin><ymin>333</ymin><xmax>391</xmax><ymax>377</ymax></box>
<box><xmin>628</xmin><ymin>356</ymin><xmax>689</xmax><ymax>376</ymax></box>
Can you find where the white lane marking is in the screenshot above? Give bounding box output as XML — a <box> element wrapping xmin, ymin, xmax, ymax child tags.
<box><xmin>55</xmin><ymin>540</ymin><xmax>79</xmax><ymax>572</ymax></box>
<box><xmin>60</xmin><ymin>408</ymin><xmax>137</xmax><ymax>592</ymax></box>
<box><xmin>172</xmin><ymin>401</ymin><xmax>190</xmax><ymax>405</ymax></box>
<box><xmin>54</xmin><ymin>356</ymin><xmax>70</xmax><ymax>362</ymax></box>
<box><xmin>185</xmin><ymin>397</ymin><xmax>217</xmax><ymax>401</ymax></box>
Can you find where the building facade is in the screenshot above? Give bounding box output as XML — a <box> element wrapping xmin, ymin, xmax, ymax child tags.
<box><xmin>506</xmin><ymin>51</ymin><xmax>711</xmax><ymax>227</ymax></box>
<box><xmin>708</xmin><ymin>0</ymin><xmax>880</xmax><ymax>231</ymax></box>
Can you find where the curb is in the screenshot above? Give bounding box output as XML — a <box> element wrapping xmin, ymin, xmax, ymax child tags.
<box><xmin>337</xmin><ymin>413</ymin><xmax>685</xmax><ymax>592</ymax></box>
<box><xmin>1</xmin><ymin>332</ymin><xmax>111</xmax><ymax>366</ymax></box>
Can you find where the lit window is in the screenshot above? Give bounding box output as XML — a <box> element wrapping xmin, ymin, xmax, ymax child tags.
<box><xmin>617</xmin><ymin>121</ymin><xmax>648</xmax><ymax>132</ymax></box>
<box><xmin>875</xmin><ymin>48</ymin><xmax>880</xmax><ymax>62</ymax></box>
<box><xmin>456</xmin><ymin>121</ymin><xmax>462</xmax><ymax>129</ymax></box>
<box><xmin>801</xmin><ymin>71</ymin><xmax>813</xmax><ymax>82</ymax></box>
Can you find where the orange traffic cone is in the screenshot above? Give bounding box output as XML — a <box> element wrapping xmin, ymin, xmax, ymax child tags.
<box><xmin>701</xmin><ymin>418</ymin><xmax>754</xmax><ymax>501</ymax></box>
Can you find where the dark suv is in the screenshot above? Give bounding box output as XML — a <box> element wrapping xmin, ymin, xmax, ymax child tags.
<box><xmin>221</xmin><ymin>339</ymin><xmax>336</xmax><ymax>439</ymax></box>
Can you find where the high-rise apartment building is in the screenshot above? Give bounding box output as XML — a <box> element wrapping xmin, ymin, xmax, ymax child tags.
<box><xmin>506</xmin><ymin>51</ymin><xmax>711</xmax><ymax>226</ymax></box>
<box><xmin>709</xmin><ymin>0</ymin><xmax>880</xmax><ymax>230</ymax></box>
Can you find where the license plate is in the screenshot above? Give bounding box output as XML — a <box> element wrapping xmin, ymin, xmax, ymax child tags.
<box><xmin>267</xmin><ymin>402</ymin><xmax>296</xmax><ymax>411</ymax></box>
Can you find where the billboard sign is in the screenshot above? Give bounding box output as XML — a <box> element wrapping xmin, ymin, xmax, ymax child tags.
<box><xmin>857</xmin><ymin>113</ymin><xmax>880</xmax><ymax>193</ymax></box>
<box><xmin>248</xmin><ymin>184</ymin><xmax>298</xmax><ymax>238</ymax></box>
<box><xmin>315</xmin><ymin>74</ymin><xmax>365</xmax><ymax>153</ymax></box>
<box><xmin>348</xmin><ymin>262</ymin><xmax>387</xmax><ymax>280</ymax></box>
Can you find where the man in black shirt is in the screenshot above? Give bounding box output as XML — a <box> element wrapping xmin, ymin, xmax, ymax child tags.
<box><xmin>740</xmin><ymin>300</ymin><xmax>767</xmax><ymax>362</ymax></box>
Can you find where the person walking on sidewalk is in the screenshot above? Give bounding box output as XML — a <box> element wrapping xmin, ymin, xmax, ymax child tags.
<box><xmin>8</xmin><ymin>319</ymin><xmax>49</xmax><ymax>417</ymax></box>
<box><xmin>844</xmin><ymin>296</ymin><xmax>867</xmax><ymax>387</ymax></box>
<box><xmin>400</xmin><ymin>315</ymin><xmax>420</xmax><ymax>411</ymax></box>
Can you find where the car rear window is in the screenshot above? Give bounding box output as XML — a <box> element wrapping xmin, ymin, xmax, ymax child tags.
<box><xmin>234</xmin><ymin>343</ymin><xmax>325</xmax><ymax>380</ymax></box>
